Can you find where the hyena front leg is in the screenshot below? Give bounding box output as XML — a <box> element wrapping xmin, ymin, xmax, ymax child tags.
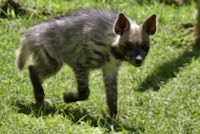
<box><xmin>102</xmin><ymin>63</ymin><xmax>120</xmax><ymax>116</ymax></box>
<box><xmin>63</xmin><ymin>68</ymin><xmax>90</xmax><ymax>103</ymax></box>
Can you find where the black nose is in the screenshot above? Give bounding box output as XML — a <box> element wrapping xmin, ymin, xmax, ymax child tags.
<box><xmin>135</xmin><ymin>55</ymin><xmax>143</xmax><ymax>64</ymax></box>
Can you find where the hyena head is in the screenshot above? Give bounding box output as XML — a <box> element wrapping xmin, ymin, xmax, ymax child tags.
<box><xmin>112</xmin><ymin>13</ymin><xmax>157</xmax><ymax>67</ymax></box>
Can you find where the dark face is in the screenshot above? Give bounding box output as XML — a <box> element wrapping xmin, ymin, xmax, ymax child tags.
<box><xmin>112</xmin><ymin>12</ymin><xmax>156</xmax><ymax>67</ymax></box>
<box><xmin>122</xmin><ymin>40</ymin><xmax>150</xmax><ymax>67</ymax></box>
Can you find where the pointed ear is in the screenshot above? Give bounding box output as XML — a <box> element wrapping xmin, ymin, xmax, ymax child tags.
<box><xmin>113</xmin><ymin>13</ymin><xmax>130</xmax><ymax>35</ymax></box>
<box><xmin>142</xmin><ymin>14</ymin><xmax>157</xmax><ymax>35</ymax></box>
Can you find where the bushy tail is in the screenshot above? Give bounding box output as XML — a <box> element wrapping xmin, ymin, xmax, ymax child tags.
<box><xmin>15</xmin><ymin>41</ymin><xmax>31</xmax><ymax>72</ymax></box>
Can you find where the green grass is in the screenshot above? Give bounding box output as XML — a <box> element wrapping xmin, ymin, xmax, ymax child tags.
<box><xmin>0</xmin><ymin>0</ymin><xmax>200</xmax><ymax>133</ymax></box>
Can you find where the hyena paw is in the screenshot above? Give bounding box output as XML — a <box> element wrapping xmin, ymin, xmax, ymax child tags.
<box><xmin>36</xmin><ymin>99</ymin><xmax>52</xmax><ymax>106</ymax></box>
<box><xmin>63</xmin><ymin>92</ymin><xmax>78</xmax><ymax>103</ymax></box>
<box><xmin>119</xmin><ymin>114</ymin><xmax>128</xmax><ymax>120</ymax></box>
<box><xmin>43</xmin><ymin>99</ymin><xmax>52</xmax><ymax>105</ymax></box>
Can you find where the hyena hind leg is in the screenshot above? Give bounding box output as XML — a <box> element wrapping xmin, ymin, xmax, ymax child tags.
<box><xmin>29</xmin><ymin>53</ymin><xmax>62</xmax><ymax>105</ymax></box>
<box><xmin>63</xmin><ymin>68</ymin><xmax>90</xmax><ymax>103</ymax></box>
<box><xmin>28</xmin><ymin>65</ymin><xmax>49</xmax><ymax>105</ymax></box>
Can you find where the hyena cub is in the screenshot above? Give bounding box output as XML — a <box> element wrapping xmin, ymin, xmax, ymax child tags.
<box><xmin>16</xmin><ymin>9</ymin><xmax>157</xmax><ymax>116</ymax></box>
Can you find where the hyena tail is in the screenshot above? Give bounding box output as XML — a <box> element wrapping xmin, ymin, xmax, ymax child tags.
<box><xmin>15</xmin><ymin>39</ymin><xmax>32</xmax><ymax>72</ymax></box>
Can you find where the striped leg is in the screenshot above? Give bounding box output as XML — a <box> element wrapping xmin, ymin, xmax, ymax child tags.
<box><xmin>63</xmin><ymin>68</ymin><xmax>90</xmax><ymax>103</ymax></box>
<box><xmin>102</xmin><ymin>62</ymin><xmax>120</xmax><ymax>116</ymax></box>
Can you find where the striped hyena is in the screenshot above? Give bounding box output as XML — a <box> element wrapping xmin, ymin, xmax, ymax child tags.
<box><xmin>16</xmin><ymin>9</ymin><xmax>157</xmax><ymax>116</ymax></box>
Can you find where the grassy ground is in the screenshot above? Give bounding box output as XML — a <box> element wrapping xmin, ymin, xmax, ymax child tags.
<box><xmin>0</xmin><ymin>0</ymin><xmax>200</xmax><ymax>133</ymax></box>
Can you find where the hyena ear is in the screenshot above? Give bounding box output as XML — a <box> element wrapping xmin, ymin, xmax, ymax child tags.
<box><xmin>142</xmin><ymin>14</ymin><xmax>157</xmax><ymax>35</ymax></box>
<box><xmin>113</xmin><ymin>13</ymin><xmax>130</xmax><ymax>35</ymax></box>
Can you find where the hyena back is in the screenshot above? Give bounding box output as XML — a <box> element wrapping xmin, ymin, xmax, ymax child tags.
<box><xmin>16</xmin><ymin>9</ymin><xmax>157</xmax><ymax>116</ymax></box>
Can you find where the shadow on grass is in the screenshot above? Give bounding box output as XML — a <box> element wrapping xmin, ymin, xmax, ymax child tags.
<box><xmin>14</xmin><ymin>101</ymin><xmax>58</xmax><ymax>117</ymax></box>
<box><xmin>138</xmin><ymin>49</ymin><xmax>200</xmax><ymax>92</ymax></box>
<box><xmin>14</xmin><ymin>100</ymin><xmax>139</xmax><ymax>133</ymax></box>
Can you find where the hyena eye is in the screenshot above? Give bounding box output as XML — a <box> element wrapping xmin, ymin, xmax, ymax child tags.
<box><xmin>141</xmin><ymin>44</ymin><xmax>149</xmax><ymax>52</ymax></box>
<box><xmin>124</xmin><ymin>42</ymin><xmax>134</xmax><ymax>51</ymax></box>
<box><xmin>123</xmin><ymin>45</ymin><xmax>132</xmax><ymax>52</ymax></box>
